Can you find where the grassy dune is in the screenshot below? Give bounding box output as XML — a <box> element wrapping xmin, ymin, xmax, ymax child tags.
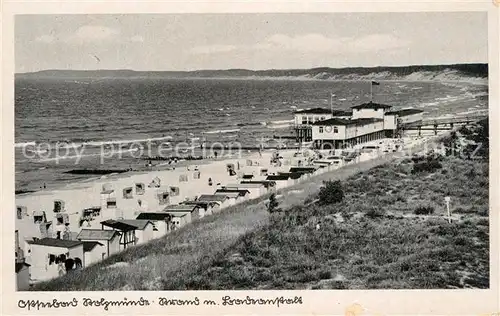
<box><xmin>173</xmin><ymin>156</ymin><xmax>488</xmax><ymax>290</ymax></box>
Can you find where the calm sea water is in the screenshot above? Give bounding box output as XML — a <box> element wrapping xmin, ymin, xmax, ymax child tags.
<box><xmin>15</xmin><ymin>78</ymin><xmax>488</xmax><ymax>191</ymax></box>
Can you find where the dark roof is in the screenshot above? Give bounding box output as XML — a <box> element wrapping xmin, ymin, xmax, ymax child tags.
<box><xmin>15</xmin><ymin>261</ymin><xmax>30</xmax><ymax>273</ymax></box>
<box><xmin>266</xmin><ymin>175</ymin><xmax>291</xmax><ymax>181</ymax></box>
<box><xmin>278</xmin><ymin>172</ymin><xmax>303</xmax><ymax>179</ymax></box>
<box><xmin>312</xmin><ymin>118</ymin><xmax>383</xmax><ymax>126</ymax></box>
<box><xmin>136</xmin><ymin>212</ymin><xmax>172</xmax><ymax>221</ymax></box>
<box><xmin>29</xmin><ymin>238</ymin><xmax>83</xmax><ymax>248</ymax></box>
<box><xmin>82</xmin><ymin>241</ymin><xmax>104</xmax><ymax>252</ymax></box>
<box><xmin>181</xmin><ymin>200</ymin><xmax>220</xmax><ymax>207</ymax></box>
<box><xmin>294</xmin><ymin>108</ymin><xmax>352</xmax><ymax>116</ymax></box>
<box><xmin>77</xmin><ymin>229</ymin><xmax>120</xmax><ymax>241</ymax></box>
<box><xmin>294</xmin><ymin>107</ymin><xmax>332</xmax><ymax>114</ymax></box>
<box><xmin>215</xmin><ymin>189</ymin><xmax>250</xmax><ymax>196</ymax></box>
<box><xmin>197</xmin><ymin>194</ymin><xmax>229</xmax><ymax>202</ymax></box>
<box><xmin>351</xmin><ymin>102</ymin><xmax>392</xmax><ymax>110</ymax></box>
<box><xmin>100</xmin><ymin>220</ymin><xmax>137</xmax><ymax>231</ymax></box>
<box><xmin>289</xmin><ymin>167</ymin><xmax>317</xmax><ymax>173</ymax></box>
<box><xmin>242</xmin><ymin>174</ymin><xmax>254</xmax><ymax>179</ymax></box>
<box><xmin>117</xmin><ymin>219</ymin><xmax>153</xmax><ymax>230</ymax></box>
<box><xmin>240</xmin><ymin>180</ymin><xmax>277</xmax><ymax>188</ymax></box>
<box><xmin>162</xmin><ymin>204</ymin><xmax>198</xmax><ymax>212</ymax></box>
<box><xmin>386</xmin><ymin>108</ymin><xmax>424</xmax><ymax>116</ymax></box>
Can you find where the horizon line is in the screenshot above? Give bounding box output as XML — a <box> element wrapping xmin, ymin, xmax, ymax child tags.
<box><xmin>15</xmin><ymin>62</ymin><xmax>488</xmax><ymax>75</ymax></box>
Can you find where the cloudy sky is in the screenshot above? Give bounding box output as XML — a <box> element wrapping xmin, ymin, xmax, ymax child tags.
<box><xmin>15</xmin><ymin>12</ymin><xmax>487</xmax><ymax>73</ymax></box>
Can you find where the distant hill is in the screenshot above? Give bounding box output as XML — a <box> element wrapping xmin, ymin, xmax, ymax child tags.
<box><xmin>16</xmin><ymin>63</ymin><xmax>488</xmax><ymax>83</ymax></box>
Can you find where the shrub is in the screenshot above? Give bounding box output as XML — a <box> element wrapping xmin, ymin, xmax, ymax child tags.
<box><xmin>318</xmin><ymin>180</ymin><xmax>344</xmax><ymax>205</ymax></box>
<box><xmin>267</xmin><ymin>194</ymin><xmax>281</xmax><ymax>214</ymax></box>
<box><xmin>365</xmin><ymin>208</ymin><xmax>386</xmax><ymax>219</ymax></box>
<box><xmin>414</xmin><ymin>205</ymin><xmax>435</xmax><ymax>215</ymax></box>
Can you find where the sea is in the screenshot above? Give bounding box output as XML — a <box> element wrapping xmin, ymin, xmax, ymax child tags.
<box><xmin>15</xmin><ymin>77</ymin><xmax>488</xmax><ymax>192</ymax></box>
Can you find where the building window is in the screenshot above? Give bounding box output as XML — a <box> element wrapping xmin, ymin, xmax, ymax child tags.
<box><xmin>319</xmin><ymin>127</ymin><xmax>324</xmax><ymax>133</ymax></box>
<box><xmin>334</xmin><ymin>127</ymin><xmax>338</xmax><ymax>133</ymax></box>
<box><xmin>302</xmin><ymin>117</ymin><xmax>307</xmax><ymax>125</ymax></box>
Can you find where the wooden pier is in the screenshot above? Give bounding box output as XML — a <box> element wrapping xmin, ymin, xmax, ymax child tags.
<box><xmin>399</xmin><ymin>115</ymin><xmax>488</xmax><ymax>136</ymax></box>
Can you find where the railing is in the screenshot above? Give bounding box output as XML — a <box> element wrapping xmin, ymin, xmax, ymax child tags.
<box><xmin>401</xmin><ymin>115</ymin><xmax>488</xmax><ymax>128</ymax></box>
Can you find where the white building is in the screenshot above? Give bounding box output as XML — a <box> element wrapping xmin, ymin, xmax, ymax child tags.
<box><xmin>135</xmin><ymin>212</ymin><xmax>172</xmax><ymax>238</ymax></box>
<box><xmin>293</xmin><ymin>108</ymin><xmax>352</xmax><ymax>142</ymax></box>
<box><xmin>76</xmin><ymin>229</ymin><xmax>121</xmax><ymax>259</ymax></box>
<box><xmin>82</xmin><ymin>241</ymin><xmax>106</xmax><ymax>267</ymax></box>
<box><xmin>26</xmin><ymin>238</ymin><xmax>84</xmax><ymax>283</ymax></box>
<box><xmin>113</xmin><ymin>219</ymin><xmax>155</xmax><ymax>245</ymax></box>
<box><xmin>312</xmin><ymin>118</ymin><xmax>385</xmax><ymax>149</ymax></box>
<box><xmin>351</xmin><ymin>102</ymin><xmax>392</xmax><ymax>120</ymax></box>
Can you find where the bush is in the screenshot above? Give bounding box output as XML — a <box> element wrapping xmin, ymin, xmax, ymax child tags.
<box><xmin>365</xmin><ymin>208</ymin><xmax>386</xmax><ymax>219</ymax></box>
<box><xmin>414</xmin><ymin>206</ymin><xmax>435</xmax><ymax>215</ymax></box>
<box><xmin>318</xmin><ymin>180</ymin><xmax>344</xmax><ymax>205</ymax></box>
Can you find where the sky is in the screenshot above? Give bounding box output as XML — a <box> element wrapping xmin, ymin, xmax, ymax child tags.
<box><xmin>15</xmin><ymin>12</ymin><xmax>488</xmax><ymax>73</ymax></box>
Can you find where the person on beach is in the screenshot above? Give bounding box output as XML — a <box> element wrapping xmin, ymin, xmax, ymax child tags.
<box><xmin>208</xmin><ymin>177</ymin><xmax>213</xmax><ymax>186</ymax></box>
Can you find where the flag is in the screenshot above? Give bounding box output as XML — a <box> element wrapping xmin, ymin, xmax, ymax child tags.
<box><xmin>371</xmin><ymin>81</ymin><xmax>380</xmax><ymax>86</ymax></box>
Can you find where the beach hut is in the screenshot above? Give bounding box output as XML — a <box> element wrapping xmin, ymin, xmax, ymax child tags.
<box><xmin>123</xmin><ymin>187</ymin><xmax>133</xmax><ymax>199</ymax></box>
<box><xmin>180</xmin><ymin>201</ymin><xmax>218</xmax><ymax>217</ymax></box>
<box><xmin>197</xmin><ymin>194</ymin><xmax>232</xmax><ymax>209</ymax></box>
<box><xmin>113</xmin><ymin>219</ymin><xmax>155</xmax><ymax>245</ymax></box>
<box><xmin>82</xmin><ymin>241</ymin><xmax>106</xmax><ymax>267</ymax></box>
<box><xmin>136</xmin><ymin>212</ymin><xmax>172</xmax><ymax>238</ymax></box>
<box><xmin>135</xmin><ymin>183</ymin><xmax>145</xmax><ymax>195</ymax></box>
<box><xmin>224</xmin><ymin>183</ymin><xmax>267</xmax><ymax>198</ymax></box>
<box><xmin>76</xmin><ymin>229</ymin><xmax>121</xmax><ymax>258</ymax></box>
<box><xmin>100</xmin><ymin>220</ymin><xmax>137</xmax><ymax>250</ymax></box>
<box><xmin>26</xmin><ymin>238</ymin><xmax>84</xmax><ymax>283</ymax></box>
<box><xmin>266</xmin><ymin>174</ymin><xmax>294</xmax><ymax>189</ymax></box>
<box><xmin>162</xmin><ymin>204</ymin><xmax>201</xmax><ymax>229</ymax></box>
<box><xmin>240</xmin><ymin>180</ymin><xmax>277</xmax><ymax>192</ymax></box>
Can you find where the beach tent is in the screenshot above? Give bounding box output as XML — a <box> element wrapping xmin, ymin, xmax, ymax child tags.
<box><xmin>170</xmin><ymin>186</ymin><xmax>180</xmax><ymax>196</ymax></box>
<box><xmin>135</xmin><ymin>183</ymin><xmax>145</xmax><ymax>195</ymax></box>
<box><xmin>123</xmin><ymin>187</ymin><xmax>133</xmax><ymax>199</ymax></box>
<box><xmin>148</xmin><ymin>177</ymin><xmax>161</xmax><ymax>188</ymax></box>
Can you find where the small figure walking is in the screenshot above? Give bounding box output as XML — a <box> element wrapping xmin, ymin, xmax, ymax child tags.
<box><xmin>208</xmin><ymin>177</ymin><xmax>213</xmax><ymax>186</ymax></box>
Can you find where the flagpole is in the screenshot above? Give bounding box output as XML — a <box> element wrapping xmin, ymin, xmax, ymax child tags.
<box><xmin>370</xmin><ymin>81</ymin><xmax>373</xmax><ymax>102</ymax></box>
<box><xmin>330</xmin><ymin>93</ymin><xmax>333</xmax><ymax>114</ymax></box>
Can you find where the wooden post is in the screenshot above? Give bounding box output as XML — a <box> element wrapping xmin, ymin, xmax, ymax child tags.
<box><xmin>445</xmin><ymin>196</ymin><xmax>451</xmax><ymax>223</ymax></box>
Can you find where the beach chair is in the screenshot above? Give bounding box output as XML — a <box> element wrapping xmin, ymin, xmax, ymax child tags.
<box><xmin>53</xmin><ymin>200</ymin><xmax>65</xmax><ymax>213</ymax></box>
<box><xmin>135</xmin><ymin>183</ymin><xmax>145</xmax><ymax>195</ymax></box>
<box><xmin>193</xmin><ymin>171</ymin><xmax>201</xmax><ymax>179</ymax></box>
<box><xmin>170</xmin><ymin>186</ymin><xmax>180</xmax><ymax>196</ymax></box>
<box><xmin>246</xmin><ymin>159</ymin><xmax>253</xmax><ymax>166</ymax></box>
<box><xmin>179</xmin><ymin>174</ymin><xmax>188</xmax><ymax>182</ymax></box>
<box><xmin>157</xmin><ymin>191</ymin><xmax>170</xmax><ymax>205</ymax></box>
<box><xmin>123</xmin><ymin>187</ymin><xmax>133</xmax><ymax>199</ymax></box>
